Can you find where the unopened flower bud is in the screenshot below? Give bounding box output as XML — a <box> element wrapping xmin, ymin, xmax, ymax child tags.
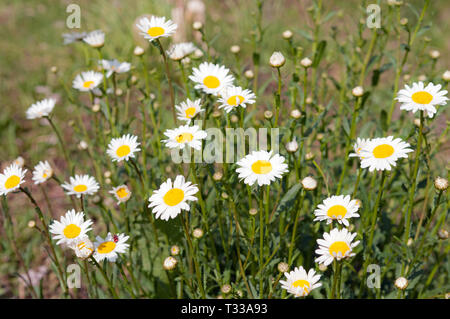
<box><xmin>50</xmin><ymin>66</ymin><xmax>58</xmax><ymax>73</ymax></box>
<box><xmin>163</xmin><ymin>256</ymin><xmax>178</xmax><ymax>270</ymax></box>
<box><xmin>230</xmin><ymin>45</ymin><xmax>240</xmax><ymax>54</ymax></box>
<box><xmin>282</xmin><ymin>30</ymin><xmax>293</xmax><ymax>40</ymax></box>
<box><xmin>221</xmin><ymin>284</ymin><xmax>232</xmax><ymax>294</ymax></box>
<box><xmin>264</xmin><ymin>110</ymin><xmax>273</xmax><ymax>119</ymax></box>
<box><xmin>213</xmin><ymin>171</ymin><xmax>223</xmax><ymax>181</ymax></box>
<box><xmin>92</xmin><ymin>104</ymin><xmax>101</xmax><ymax>112</ymax></box>
<box><xmin>442</xmin><ymin>70</ymin><xmax>450</xmax><ymax>82</ymax></box>
<box><xmin>301</xmin><ymin>176</ymin><xmax>317</xmax><ymax>190</ymax></box>
<box><xmin>418</xmin><ymin>74</ymin><xmax>426</xmax><ymax>81</ymax></box>
<box><xmin>437</xmin><ymin>229</ymin><xmax>448</xmax><ymax>240</ymax></box>
<box><xmin>28</xmin><ymin>220</ymin><xmax>36</xmax><ymax>228</ymax></box>
<box><xmin>277</xmin><ymin>262</ymin><xmax>289</xmax><ymax>273</ymax></box>
<box><xmin>13</xmin><ymin>156</ymin><xmax>25</xmax><ymax>168</ymax></box>
<box><xmin>290</xmin><ymin>109</ymin><xmax>301</xmax><ymax>119</ymax></box>
<box><xmin>221</xmin><ymin>192</ymin><xmax>229</xmax><ymax>199</ymax></box>
<box><xmin>193</xmin><ymin>228</ymin><xmax>204</xmax><ymax>238</ymax></box>
<box><xmin>394</xmin><ymin>277</ymin><xmax>408</xmax><ymax>290</ymax></box>
<box><xmin>79</xmin><ymin>141</ymin><xmax>88</xmax><ymax>150</ymax></box>
<box><xmin>285</xmin><ymin>139</ymin><xmax>299</xmax><ymax>153</ymax></box>
<box><xmin>352</xmin><ymin>86</ymin><xmax>364</xmax><ymax>97</ymax></box>
<box><xmin>434</xmin><ymin>176</ymin><xmax>448</xmax><ymax>191</ymax></box>
<box><xmin>269</xmin><ymin>51</ymin><xmax>285</xmax><ymax>68</ymax></box>
<box><xmin>249</xmin><ymin>208</ymin><xmax>258</xmax><ymax>216</ymax></box>
<box><xmin>318</xmin><ymin>264</ymin><xmax>327</xmax><ymax>272</ymax></box>
<box><xmin>244</xmin><ymin>70</ymin><xmax>254</xmax><ymax>79</ymax></box>
<box><xmin>400</xmin><ymin>17</ymin><xmax>408</xmax><ymax>26</ymax></box>
<box><xmin>429</xmin><ymin>50</ymin><xmax>440</xmax><ymax>59</ymax></box>
<box><xmin>193</xmin><ymin>21</ymin><xmax>203</xmax><ymax>30</ymax></box>
<box><xmin>133</xmin><ymin>46</ymin><xmax>145</xmax><ymax>56</ymax></box>
<box><xmin>193</xmin><ymin>49</ymin><xmax>204</xmax><ymax>59</ymax></box>
<box><xmin>104</xmin><ymin>171</ymin><xmax>111</xmax><ymax>178</ymax></box>
<box><xmin>300</xmin><ymin>57</ymin><xmax>312</xmax><ymax>68</ymax></box>
<box><xmin>305</xmin><ymin>152</ymin><xmax>315</xmax><ymax>160</ymax></box>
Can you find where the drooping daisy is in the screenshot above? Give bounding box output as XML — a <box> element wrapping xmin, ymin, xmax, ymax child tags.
<box><xmin>109</xmin><ymin>185</ymin><xmax>132</xmax><ymax>205</ymax></box>
<box><xmin>396</xmin><ymin>81</ymin><xmax>448</xmax><ymax>118</ymax></box>
<box><xmin>72</xmin><ymin>71</ymin><xmax>103</xmax><ymax>92</ymax></box>
<box><xmin>315</xmin><ymin>228</ymin><xmax>360</xmax><ymax>266</ymax></box>
<box><xmin>99</xmin><ymin>59</ymin><xmax>131</xmax><ymax>78</ymax></box>
<box><xmin>32</xmin><ymin>161</ymin><xmax>53</xmax><ymax>185</ymax></box>
<box><xmin>26</xmin><ymin>98</ymin><xmax>56</xmax><ymax>119</ymax></box>
<box><xmin>175</xmin><ymin>98</ymin><xmax>204</xmax><ymax>122</ymax></box>
<box><xmin>49</xmin><ymin>210</ymin><xmax>93</xmax><ymax>246</ymax></box>
<box><xmin>349</xmin><ymin>137</ymin><xmax>369</xmax><ymax>159</ymax></box>
<box><xmin>236</xmin><ymin>150</ymin><xmax>288</xmax><ymax>187</ymax></box>
<box><xmin>136</xmin><ymin>16</ymin><xmax>177</xmax><ymax>42</ymax></box>
<box><xmin>61</xmin><ymin>174</ymin><xmax>100</xmax><ymax>198</ymax></box>
<box><xmin>162</xmin><ymin>125</ymin><xmax>207</xmax><ymax>150</ymax></box>
<box><xmin>189</xmin><ymin>62</ymin><xmax>235</xmax><ymax>95</ymax></box>
<box><xmin>62</xmin><ymin>32</ymin><xmax>88</xmax><ymax>45</ymax></box>
<box><xmin>0</xmin><ymin>164</ymin><xmax>27</xmax><ymax>196</ymax></box>
<box><xmin>359</xmin><ymin>136</ymin><xmax>413</xmax><ymax>172</ymax></box>
<box><xmin>166</xmin><ymin>42</ymin><xmax>197</xmax><ymax>61</ymax></box>
<box><xmin>218</xmin><ymin>86</ymin><xmax>256</xmax><ymax>113</ymax></box>
<box><xmin>106</xmin><ymin>134</ymin><xmax>141</xmax><ymax>162</ymax></box>
<box><xmin>69</xmin><ymin>236</ymin><xmax>95</xmax><ymax>259</ymax></box>
<box><xmin>82</xmin><ymin>30</ymin><xmax>105</xmax><ymax>48</ymax></box>
<box><xmin>313</xmin><ymin>195</ymin><xmax>360</xmax><ymax>227</ymax></box>
<box><xmin>279</xmin><ymin>266</ymin><xmax>322</xmax><ymax>297</ymax></box>
<box><xmin>148</xmin><ymin>175</ymin><xmax>198</xmax><ymax>221</ymax></box>
<box><xmin>93</xmin><ymin>232</ymin><xmax>130</xmax><ymax>262</ymax></box>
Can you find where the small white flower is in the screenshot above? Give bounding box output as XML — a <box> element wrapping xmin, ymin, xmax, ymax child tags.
<box><xmin>32</xmin><ymin>161</ymin><xmax>53</xmax><ymax>184</ymax></box>
<box><xmin>175</xmin><ymin>98</ymin><xmax>204</xmax><ymax>123</ymax></box>
<box><xmin>49</xmin><ymin>210</ymin><xmax>93</xmax><ymax>246</ymax></box>
<box><xmin>69</xmin><ymin>236</ymin><xmax>94</xmax><ymax>259</ymax></box>
<box><xmin>269</xmin><ymin>51</ymin><xmax>285</xmax><ymax>68</ymax></box>
<box><xmin>62</xmin><ymin>32</ymin><xmax>88</xmax><ymax>45</ymax></box>
<box><xmin>279</xmin><ymin>266</ymin><xmax>322</xmax><ymax>297</ymax></box>
<box><xmin>106</xmin><ymin>134</ymin><xmax>141</xmax><ymax>162</ymax></box>
<box><xmin>315</xmin><ymin>228</ymin><xmax>360</xmax><ymax>266</ymax></box>
<box><xmin>83</xmin><ymin>30</ymin><xmax>105</xmax><ymax>48</ymax></box>
<box><xmin>236</xmin><ymin>150</ymin><xmax>288</xmax><ymax>187</ymax></box>
<box><xmin>166</xmin><ymin>42</ymin><xmax>197</xmax><ymax>61</ymax></box>
<box><xmin>0</xmin><ymin>164</ymin><xmax>27</xmax><ymax>196</ymax></box>
<box><xmin>189</xmin><ymin>62</ymin><xmax>235</xmax><ymax>95</ymax></box>
<box><xmin>109</xmin><ymin>185</ymin><xmax>132</xmax><ymax>204</ymax></box>
<box><xmin>396</xmin><ymin>81</ymin><xmax>448</xmax><ymax>118</ymax></box>
<box><xmin>162</xmin><ymin>125</ymin><xmax>207</xmax><ymax>150</ymax></box>
<box><xmin>136</xmin><ymin>16</ymin><xmax>177</xmax><ymax>42</ymax></box>
<box><xmin>26</xmin><ymin>98</ymin><xmax>56</xmax><ymax>119</ymax></box>
<box><xmin>360</xmin><ymin>136</ymin><xmax>413</xmax><ymax>172</ymax></box>
<box><xmin>99</xmin><ymin>59</ymin><xmax>131</xmax><ymax>78</ymax></box>
<box><xmin>313</xmin><ymin>195</ymin><xmax>360</xmax><ymax>227</ymax></box>
<box><xmin>218</xmin><ymin>86</ymin><xmax>256</xmax><ymax>113</ymax></box>
<box><xmin>148</xmin><ymin>175</ymin><xmax>199</xmax><ymax>221</ymax></box>
<box><xmin>72</xmin><ymin>71</ymin><xmax>103</xmax><ymax>92</ymax></box>
<box><xmin>61</xmin><ymin>174</ymin><xmax>100</xmax><ymax>198</ymax></box>
<box><xmin>93</xmin><ymin>232</ymin><xmax>130</xmax><ymax>262</ymax></box>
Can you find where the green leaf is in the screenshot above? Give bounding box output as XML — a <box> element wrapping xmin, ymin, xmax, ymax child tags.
<box><xmin>312</xmin><ymin>40</ymin><xmax>327</xmax><ymax>68</ymax></box>
<box><xmin>273</xmin><ymin>183</ymin><xmax>302</xmax><ymax>217</ymax></box>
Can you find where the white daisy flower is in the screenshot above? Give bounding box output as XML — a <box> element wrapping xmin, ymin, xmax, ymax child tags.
<box><xmin>26</xmin><ymin>98</ymin><xmax>56</xmax><ymax>119</ymax></box>
<box><xmin>82</xmin><ymin>30</ymin><xmax>105</xmax><ymax>48</ymax></box>
<box><xmin>396</xmin><ymin>81</ymin><xmax>449</xmax><ymax>118</ymax></box>
<box><xmin>167</xmin><ymin>42</ymin><xmax>197</xmax><ymax>61</ymax></box>
<box><xmin>99</xmin><ymin>59</ymin><xmax>131</xmax><ymax>78</ymax></box>
<box><xmin>189</xmin><ymin>62</ymin><xmax>235</xmax><ymax>95</ymax></box>
<box><xmin>93</xmin><ymin>232</ymin><xmax>130</xmax><ymax>262</ymax></box>
<box><xmin>315</xmin><ymin>228</ymin><xmax>360</xmax><ymax>266</ymax></box>
<box><xmin>148</xmin><ymin>175</ymin><xmax>198</xmax><ymax>221</ymax></box>
<box><xmin>106</xmin><ymin>134</ymin><xmax>141</xmax><ymax>162</ymax></box>
<box><xmin>313</xmin><ymin>195</ymin><xmax>360</xmax><ymax>227</ymax></box>
<box><xmin>32</xmin><ymin>161</ymin><xmax>53</xmax><ymax>185</ymax></box>
<box><xmin>109</xmin><ymin>185</ymin><xmax>132</xmax><ymax>204</ymax></box>
<box><xmin>0</xmin><ymin>164</ymin><xmax>27</xmax><ymax>196</ymax></box>
<box><xmin>279</xmin><ymin>266</ymin><xmax>322</xmax><ymax>297</ymax></box>
<box><xmin>218</xmin><ymin>86</ymin><xmax>256</xmax><ymax>113</ymax></box>
<box><xmin>61</xmin><ymin>174</ymin><xmax>100</xmax><ymax>198</ymax></box>
<box><xmin>49</xmin><ymin>210</ymin><xmax>93</xmax><ymax>246</ymax></box>
<box><xmin>175</xmin><ymin>98</ymin><xmax>204</xmax><ymax>122</ymax></box>
<box><xmin>360</xmin><ymin>136</ymin><xmax>413</xmax><ymax>172</ymax></box>
<box><xmin>72</xmin><ymin>71</ymin><xmax>103</xmax><ymax>92</ymax></box>
<box><xmin>236</xmin><ymin>150</ymin><xmax>288</xmax><ymax>187</ymax></box>
<box><xmin>62</xmin><ymin>32</ymin><xmax>88</xmax><ymax>45</ymax></box>
<box><xmin>136</xmin><ymin>16</ymin><xmax>177</xmax><ymax>42</ymax></box>
<box><xmin>69</xmin><ymin>236</ymin><xmax>95</xmax><ymax>259</ymax></box>
<box><xmin>162</xmin><ymin>125</ymin><xmax>207</xmax><ymax>150</ymax></box>
<box><xmin>349</xmin><ymin>138</ymin><xmax>370</xmax><ymax>159</ymax></box>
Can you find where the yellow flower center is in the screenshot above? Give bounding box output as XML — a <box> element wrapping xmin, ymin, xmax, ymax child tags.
<box><xmin>147</xmin><ymin>26</ymin><xmax>165</xmax><ymax>37</ymax></box>
<box><xmin>116</xmin><ymin>145</ymin><xmax>131</xmax><ymax>157</ymax></box>
<box><xmin>185</xmin><ymin>107</ymin><xmax>197</xmax><ymax>118</ymax></box>
<box><xmin>74</xmin><ymin>184</ymin><xmax>88</xmax><ymax>193</ymax></box>
<box><xmin>5</xmin><ymin>175</ymin><xmax>20</xmax><ymax>189</ymax></box>
<box><xmin>97</xmin><ymin>241</ymin><xmax>116</xmax><ymax>254</ymax></box>
<box><xmin>176</xmin><ymin>132</ymin><xmax>194</xmax><ymax>143</ymax></box>
<box><xmin>163</xmin><ymin>188</ymin><xmax>185</xmax><ymax>206</ymax></box>
<box><xmin>372</xmin><ymin>144</ymin><xmax>394</xmax><ymax>159</ymax></box>
<box><xmin>327</xmin><ymin>205</ymin><xmax>347</xmax><ymax>219</ymax></box>
<box><xmin>226</xmin><ymin>95</ymin><xmax>245</xmax><ymax>106</ymax></box>
<box><xmin>63</xmin><ymin>224</ymin><xmax>81</xmax><ymax>239</ymax></box>
<box><xmin>83</xmin><ymin>81</ymin><xmax>94</xmax><ymax>88</ymax></box>
<box><xmin>203</xmin><ymin>75</ymin><xmax>220</xmax><ymax>89</ymax></box>
<box><xmin>292</xmin><ymin>279</ymin><xmax>311</xmax><ymax>292</ymax></box>
<box><xmin>251</xmin><ymin>160</ymin><xmax>273</xmax><ymax>174</ymax></box>
<box><xmin>329</xmin><ymin>241</ymin><xmax>350</xmax><ymax>257</ymax></box>
<box><xmin>116</xmin><ymin>187</ymin><xmax>129</xmax><ymax>199</ymax></box>
<box><xmin>411</xmin><ymin>91</ymin><xmax>433</xmax><ymax>104</ymax></box>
